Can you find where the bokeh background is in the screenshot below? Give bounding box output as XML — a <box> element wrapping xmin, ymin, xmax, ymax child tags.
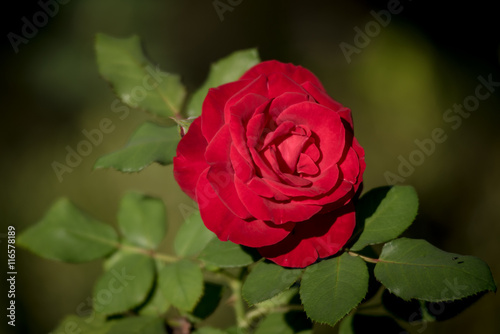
<box><xmin>1</xmin><ymin>0</ymin><xmax>499</xmax><ymax>333</ymax></box>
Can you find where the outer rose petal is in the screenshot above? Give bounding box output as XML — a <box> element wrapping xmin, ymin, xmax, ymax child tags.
<box><xmin>202</xmin><ymin>80</ymin><xmax>252</xmax><ymax>142</ymax></box>
<box><xmin>258</xmin><ymin>204</ymin><xmax>356</xmax><ymax>268</ymax></box>
<box><xmin>234</xmin><ymin>176</ymin><xmax>323</xmax><ymax>224</ymax></box>
<box><xmin>196</xmin><ymin>169</ymin><xmax>294</xmax><ymax>247</ymax></box>
<box><xmin>173</xmin><ymin>117</ymin><xmax>208</xmax><ymax>199</ymax></box>
<box><xmin>240</xmin><ymin>60</ymin><xmax>325</xmax><ymax>91</ymax></box>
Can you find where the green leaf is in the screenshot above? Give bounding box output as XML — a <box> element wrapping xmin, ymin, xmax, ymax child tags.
<box><xmin>242</xmin><ymin>261</ymin><xmax>302</xmax><ymax>305</ymax></box>
<box><xmin>95</xmin><ymin>33</ymin><xmax>186</xmax><ymax>117</ymax></box>
<box><xmin>174</xmin><ymin>211</ymin><xmax>215</xmax><ymax>257</ymax></box>
<box><xmin>374</xmin><ymin>238</ymin><xmax>497</xmax><ymax>302</ymax></box>
<box><xmin>138</xmin><ymin>284</ymin><xmax>171</xmax><ymax>316</ymax></box>
<box><xmin>117</xmin><ymin>192</ymin><xmax>166</xmax><ymax>250</ymax></box>
<box><xmin>300</xmin><ymin>253</ymin><xmax>369</xmax><ymax>326</ymax></box>
<box><xmin>18</xmin><ymin>198</ymin><xmax>118</xmax><ymax>262</ymax></box>
<box><xmin>338</xmin><ymin>314</ymin><xmax>407</xmax><ymax>334</ymax></box>
<box><xmin>158</xmin><ymin>259</ymin><xmax>204</xmax><ymax>311</ymax></box>
<box><xmin>94</xmin><ymin>122</ymin><xmax>180</xmax><ymax>172</ymax></box>
<box><xmin>93</xmin><ymin>253</ymin><xmax>155</xmax><ymax>316</ymax></box>
<box><xmin>107</xmin><ymin>316</ymin><xmax>167</xmax><ymax>334</ymax></box>
<box><xmin>198</xmin><ymin>238</ymin><xmax>260</xmax><ymax>268</ymax></box>
<box><xmin>350</xmin><ymin>186</ymin><xmax>418</xmax><ymax>251</ymax></box>
<box><xmin>254</xmin><ymin>312</ymin><xmax>312</xmax><ymax>334</ymax></box>
<box><xmin>139</xmin><ymin>261</ymin><xmax>171</xmax><ymax>316</ymax></box>
<box><xmin>186</xmin><ymin>49</ymin><xmax>260</xmax><ymax>117</ymax></box>
<box><xmin>256</xmin><ymin>287</ymin><xmax>299</xmax><ymax>310</ymax></box>
<box><xmin>51</xmin><ymin>315</ymin><xmax>112</xmax><ymax>334</ymax></box>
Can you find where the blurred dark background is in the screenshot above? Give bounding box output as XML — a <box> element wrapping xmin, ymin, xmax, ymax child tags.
<box><xmin>1</xmin><ymin>0</ymin><xmax>499</xmax><ymax>333</ymax></box>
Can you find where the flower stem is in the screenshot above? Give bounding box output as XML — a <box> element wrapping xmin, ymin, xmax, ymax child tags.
<box><xmin>228</xmin><ymin>278</ymin><xmax>249</xmax><ymax>330</ymax></box>
<box><xmin>116</xmin><ymin>242</ymin><xmax>179</xmax><ymax>263</ymax></box>
<box><xmin>347</xmin><ymin>251</ymin><xmax>379</xmax><ymax>263</ymax></box>
<box><xmin>245</xmin><ymin>304</ymin><xmax>304</xmax><ymax>324</ymax></box>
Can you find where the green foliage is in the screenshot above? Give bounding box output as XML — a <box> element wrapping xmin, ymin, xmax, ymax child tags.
<box><xmin>94</xmin><ymin>122</ymin><xmax>180</xmax><ymax>172</ymax></box>
<box><xmin>186</xmin><ymin>48</ymin><xmax>260</xmax><ymax>117</ymax></box>
<box><xmin>93</xmin><ymin>253</ymin><xmax>155</xmax><ymax>315</ymax></box>
<box><xmin>21</xmin><ymin>41</ymin><xmax>497</xmax><ymax>334</ymax></box>
<box><xmin>300</xmin><ymin>253</ymin><xmax>369</xmax><ymax>327</ymax></box>
<box><xmin>198</xmin><ymin>238</ymin><xmax>261</xmax><ymax>268</ymax></box>
<box><xmin>350</xmin><ymin>185</ymin><xmax>418</xmax><ymax>251</ymax></box>
<box><xmin>158</xmin><ymin>259</ymin><xmax>204</xmax><ymax>311</ymax></box>
<box><xmin>374</xmin><ymin>238</ymin><xmax>497</xmax><ymax>301</ymax></box>
<box><xmin>242</xmin><ymin>261</ymin><xmax>302</xmax><ymax>305</ymax></box>
<box><xmin>95</xmin><ymin>34</ymin><xmax>186</xmax><ymax>117</ymax></box>
<box><xmin>117</xmin><ymin>192</ymin><xmax>167</xmax><ymax>249</ymax></box>
<box><xmin>18</xmin><ymin>198</ymin><xmax>118</xmax><ymax>262</ymax></box>
<box><xmin>174</xmin><ymin>211</ymin><xmax>215</xmax><ymax>257</ymax></box>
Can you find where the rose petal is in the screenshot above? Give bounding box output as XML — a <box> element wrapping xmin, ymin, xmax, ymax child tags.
<box><xmin>299</xmin><ymin>179</ymin><xmax>354</xmax><ymax>208</ymax></box>
<box><xmin>301</xmin><ymin>81</ymin><xmax>354</xmax><ymax>130</ymax></box>
<box><xmin>303</xmin><ymin>137</ymin><xmax>321</xmax><ymax>162</ymax></box>
<box><xmin>258</xmin><ymin>204</ymin><xmax>356</xmax><ymax>268</ymax></box>
<box><xmin>267</xmin><ymin>72</ymin><xmax>308</xmax><ymax>97</ymax></box>
<box><xmin>234</xmin><ymin>177</ymin><xmax>322</xmax><ymax>224</ymax></box>
<box><xmin>264</xmin><ymin>164</ymin><xmax>340</xmax><ymax>198</ymax></box>
<box><xmin>205</xmin><ymin>124</ymin><xmax>231</xmax><ymax>164</ymax></box>
<box><xmin>225</xmin><ymin>75</ymin><xmax>269</xmax><ymax>122</ymax></box>
<box><xmin>202</xmin><ymin>80</ymin><xmax>252</xmax><ymax>142</ymax></box>
<box><xmin>240</xmin><ymin>60</ymin><xmax>325</xmax><ymax>92</ymax></box>
<box><xmin>207</xmin><ymin>164</ymin><xmax>252</xmax><ymax>219</ymax></box>
<box><xmin>229</xmin><ymin>93</ymin><xmax>270</xmax><ymax>166</ymax></box>
<box><xmin>261</xmin><ymin>121</ymin><xmax>295</xmax><ymax>149</ymax></box>
<box><xmin>339</xmin><ymin>147</ymin><xmax>360</xmax><ymax>185</ymax></box>
<box><xmin>276</xmin><ymin>131</ymin><xmax>310</xmax><ymax>173</ymax></box>
<box><xmin>297</xmin><ymin>153</ymin><xmax>319</xmax><ymax>175</ymax></box>
<box><xmin>276</xmin><ymin>102</ymin><xmax>346</xmax><ymax>167</ymax></box>
<box><xmin>268</xmin><ymin>92</ymin><xmax>311</xmax><ymax>121</ymax></box>
<box><xmin>173</xmin><ymin>117</ymin><xmax>209</xmax><ymax>199</ymax></box>
<box><xmin>196</xmin><ymin>169</ymin><xmax>293</xmax><ymax>247</ymax></box>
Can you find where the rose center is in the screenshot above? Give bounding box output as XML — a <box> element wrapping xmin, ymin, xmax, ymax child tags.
<box><xmin>259</xmin><ymin>123</ymin><xmax>320</xmax><ymax>180</ymax></box>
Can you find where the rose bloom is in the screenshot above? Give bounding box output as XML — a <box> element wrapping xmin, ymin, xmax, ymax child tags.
<box><xmin>174</xmin><ymin>60</ymin><xmax>365</xmax><ymax>268</ymax></box>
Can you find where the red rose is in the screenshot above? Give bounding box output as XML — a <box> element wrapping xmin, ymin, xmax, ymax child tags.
<box><xmin>174</xmin><ymin>60</ymin><xmax>365</xmax><ymax>268</ymax></box>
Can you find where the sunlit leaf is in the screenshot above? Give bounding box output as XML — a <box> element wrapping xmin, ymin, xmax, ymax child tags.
<box><xmin>198</xmin><ymin>238</ymin><xmax>260</xmax><ymax>268</ymax></box>
<box><xmin>93</xmin><ymin>253</ymin><xmax>155</xmax><ymax>315</ymax></box>
<box><xmin>242</xmin><ymin>261</ymin><xmax>302</xmax><ymax>305</ymax></box>
<box><xmin>300</xmin><ymin>253</ymin><xmax>368</xmax><ymax>326</ymax></box>
<box><xmin>174</xmin><ymin>211</ymin><xmax>215</xmax><ymax>257</ymax></box>
<box><xmin>117</xmin><ymin>192</ymin><xmax>166</xmax><ymax>250</ymax></box>
<box><xmin>94</xmin><ymin>122</ymin><xmax>180</xmax><ymax>172</ymax></box>
<box><xmin>374</xmin><ymin>238</ymin><xmax>497</xmax><ymax>301</ymax></box>
<box><xmin>350</xmin><ymin>186</ymin><xmax>418</xmax><ymax>251</ymax></box>
<box><xmin>18</xmin><ymin>198</ymin><xmax>118</xmax><ymax>262</ymax></box>
<box><xmin>158</xmin><ymin>259</ymin><xmax>203</xmax><ymax>311</ymax></box>
<box><xmin>96</xmin><ymin>34</ymin><xmax>186</xmax><ymax>117</ymax></box>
